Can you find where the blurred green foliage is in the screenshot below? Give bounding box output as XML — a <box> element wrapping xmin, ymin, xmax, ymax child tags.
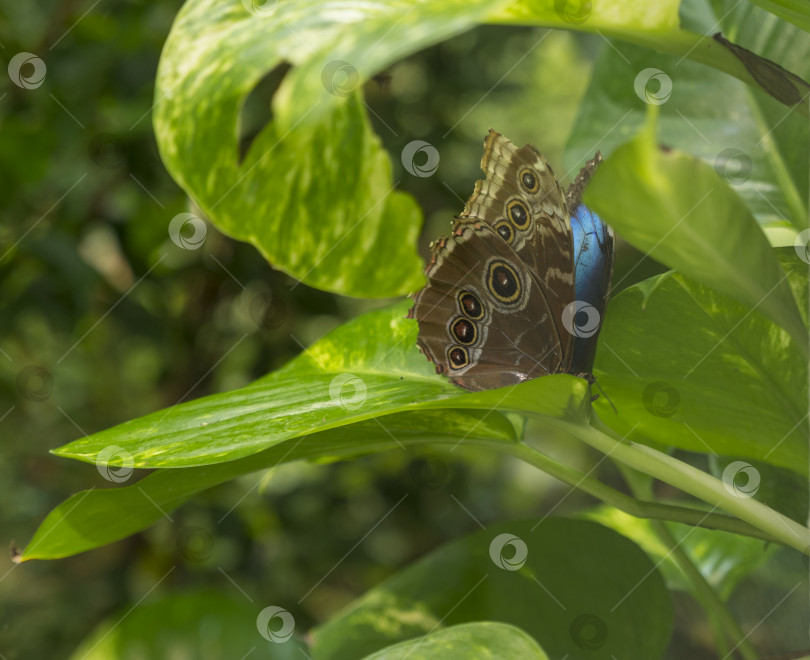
<box><xmin>0</xmin><ymin>5</ymin><xmax>599</xmax><ymax>657</ymax></box>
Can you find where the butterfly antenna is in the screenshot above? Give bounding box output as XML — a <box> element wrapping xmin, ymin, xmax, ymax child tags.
<box><xmin>592</xmin><ymin>377</ymin><xmax>618</xmax><ymax>414</ymax></box>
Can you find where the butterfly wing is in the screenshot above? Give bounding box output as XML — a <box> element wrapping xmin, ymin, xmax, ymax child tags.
<box><xmin>569</xmin><ymin>203</ymin><xmax>615</xmax><ymax>375</ymax></box>
<box><xmin>459</xmin><ymin>131</ymin><xmax>576</xmax><ymax>362</ymax></box>
<box><xmin>564</xmin><ymin>152</ymin><xmax>614</xmax><ymax>376</ymax></box>
<box><xmin>409</xmin><ymin>131</ymin><xmax>578</xmax><ymax>391</ymax></box>
<box><xmin>409</xmin><ymin>221</ymin><xmax>568</xmax><ymax>391</ymax></box>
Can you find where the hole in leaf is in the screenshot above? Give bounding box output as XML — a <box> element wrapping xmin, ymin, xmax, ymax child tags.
<box><xmin>238</xmin><ymin>61</ymin><xmax>292</xmax><ymax>164</ymax></box>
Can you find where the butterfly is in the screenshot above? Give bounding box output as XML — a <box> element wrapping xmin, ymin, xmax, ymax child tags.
<box><xmin>408</xmin><ymin>130</ymin><xmax>614</xmax><ymax>392</ymax></box>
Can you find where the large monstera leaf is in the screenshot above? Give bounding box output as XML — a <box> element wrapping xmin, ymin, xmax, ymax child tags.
<box><xmin>154</xmin><ymin>0</ymin><xmax>808</xmax><ymax>299</ymax></box>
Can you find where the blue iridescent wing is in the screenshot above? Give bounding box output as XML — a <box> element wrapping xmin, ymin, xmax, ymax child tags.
<box><xmin>569</xmin><ymin>203</ymin><xmax>614</xmax><ymax>374</ymax></box>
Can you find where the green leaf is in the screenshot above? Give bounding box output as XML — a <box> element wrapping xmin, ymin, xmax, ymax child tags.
<box><xmin>592</xmin><ymin>250</ymin><xmax>808</xmax><ymax>475</ymax></box>
<box><xmin>492</xmin><ymin>0</ymin><xmax>681</xmax><ymax>32</ymax></box>
<box><xmin>584</xmin><ymin>117</ymin><xmax>807</xmax><ymax>349</ymax></box>
<box><xmin>22</xmin><ymin>410</ymin><xmax>516</xmax><ymax>561</ymax></box>
<box><xmin>52</xmin><ymin>302</ymin><xmax>589</xmax><ymax>468</ymax></box>
<box><xmin>567</xmin><ymin>1</ymin><xmax>809</xmax><ymax>229</ymax></box>
<box><xmin>154</xmin><ymin>0</ymin><xmax>808</xmax><ymax>301</ymax></box>
<box><xmin>154</xmin><ymin>0</ymin><xmax>505</xmax><ymax>298</ymax></box>
<box><xmin>489</xmin><ymin>0</ymin><xmax>809</xmax><ymax>116</ymax></box>
<box><xmin>581</xmin><ymin>506</ymin><xmax>777</xmax><ymax>601</ymax></box>
<box><xmin>714</xmin><ymin>0</ymin><xmax>810</xmax><ymax>228</ymax></box>
<box><xmin>312</xmin><ymin>518</ymin><xmax>673</xmax><ymax>660</ymax></box>
<box><xmin>359</xmin><ymin>622</ymin><xmax>549</xmax><ymax>660</ymax></box>
<box><xmin>68</xmin><ymin>589</ymin><xmax>305</xmax><ymax>659</ymax></box>
<box><xmin>744</xmin><ymin>0</ymin><xmax>810</xmax><ymax>32</ymax></box>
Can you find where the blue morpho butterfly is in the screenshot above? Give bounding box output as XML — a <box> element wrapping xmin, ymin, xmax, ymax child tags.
<box><xmin>408</xmin><ymin>131</ymin><xmax>614</xmax><ymax>391</ymax></box>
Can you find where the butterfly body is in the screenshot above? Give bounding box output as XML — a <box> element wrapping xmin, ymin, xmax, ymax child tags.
<box><xmin>409</xmin><ymin>131</ymin><xmax>613</xmax><ymax>392</ymax></box>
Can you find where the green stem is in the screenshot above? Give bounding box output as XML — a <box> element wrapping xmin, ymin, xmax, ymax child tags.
<box><xmin>581</xmin><ymin>416</ymin><xmax>810</xmax><ymax>555</ymax></box>
<box><xmin>657</xmin><ymin>520</ymin><xmax>758</xmax><ymax>660</ymax></box>
<box><xmin>468</xmin><ymin>438</ymin><xmax>781</xmax><ymax>544</ymax></box>
<box><xmin>617</xmin><ymin>464</ymin><xmax>758</xmax><ymax>660</ymax></box>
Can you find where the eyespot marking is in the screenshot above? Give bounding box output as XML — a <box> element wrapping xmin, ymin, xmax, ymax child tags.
<box><xmin>506</xmin><ymin>199</ymin><xmax>530</xmax><ymax>230</ymax></box>
<box><xmin>457</xmin><ymin>291</ymin><xmax>483</xmax><ymax>319</ymax></box>
<box><xmin>451</xmin><ymin>317</ymin><xmax>476</xmax><ymax>345</ymax></box>
<box><xmin>518</xmin><ymin>167</ymin><xmax>539</xmax><ymax>193</ymax></box>
<box><xmin>448</xmin><ymin>346</ymin><xmax>469</xmax><ymax>369</ymax></box>
<box><xmin>487</xmin><ymin>259</ymin><xmax>521</xmax><ymax>304</ymax></box>
<box><xmin>494</xmin><ymin>219</ymin><xmax>514</xmax><ymax>243</ymax></box>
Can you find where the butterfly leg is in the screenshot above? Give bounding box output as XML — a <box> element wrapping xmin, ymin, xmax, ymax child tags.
<box><xmin>574</xmin><ymin>371</ymin><xmax>601</xmax><ymax>402</ymax></box>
